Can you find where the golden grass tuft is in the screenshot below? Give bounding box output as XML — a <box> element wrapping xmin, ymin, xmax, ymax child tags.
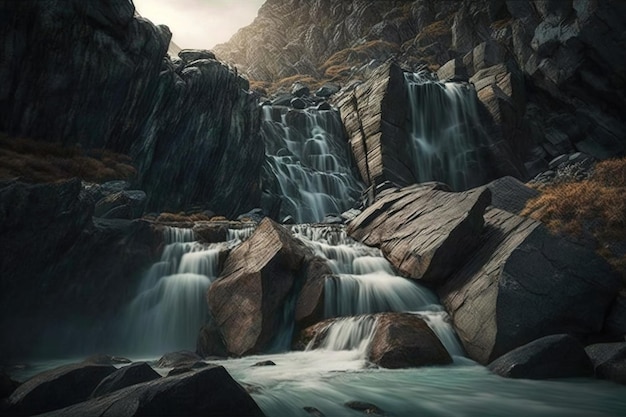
<box><xmin>522</xmin><ymin>157</ymin><xmax>626</xmax><ymax>279</ymax></box>
<box><xmin>0</xmin><ymin>133</ymin><xmax>136</xmax><ymax>183</ymax></box>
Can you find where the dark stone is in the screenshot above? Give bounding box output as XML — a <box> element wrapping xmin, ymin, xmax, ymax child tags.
<box><xmin>82</xmin><ymin>354</ymin><xmax>131</xmax><ymax>366</ymax></box>
<box><xmin>39</xmin><ymin>366</ymin><xmax>266</xmax><ymax>417</ymax></box>
<box><xmin>585</xmin><ymin>342</ymin><xmax>626</xmax><ymax>385</ymax></box>
<box><xmin>345</xmin><ymin>401</ymin><xmax>385</xmax><ymax>415</ymax></box>
<box><xmin>294</xmin><ymin>258</ymin><xmax>334</xmax><ymax>329</ymax></box>
<box><xmin>348</xmin><ymin>185</ymin><xmax>491</xmax><ymax>285</ymax></box>
<box><xmin>315</xmin><ymin>83</ymin><xmax>340</xmax><ymax>97</ymax></box>
<box><xmin>487</xmin><ymin>334</ymin><xmax>593</xmax><ymax>379</ymax></box>
<box><xmin>271</xmin><ymin>93</ymin><xmax>295</xmax><ymax>106</ymax></box>
<box><xmin>368</xmin><ymin>313</ymin><xmax>452</xmax><ymax>369</ymax></box>
<box><xmin>7</xmin><ymin>363</ymin><xmax>116</xmax><ymax>415</ymax></box>
<box><xmin>192</xmin><ymin>222</ymin><xmax>229</xmax><ymax>244</ymax></box>
<box><xmin>439</xmin><ymin>208</ymin><xmax>621</xmax><ymax>364</ymax></box>
<box><xmin>605</xmin><ymin>290</ymin><xmax>626</xmax><ymax>338</ymax></box>
<box><xmin>290</xmin><ymin>97</ymin><xmax>307</xmax><ymax>109</ymax></box>
<box><xmin>486</xmin><ymin>176</ymin><xmax>540</xmax><ymax>214</ymax></box>
<box><xmin>167</xmin><ymin>362</ymin><xmax>209</xmax><ymax>377</ymax></box>
<box><xmin>291</xmin><ymin>82</ymin><xmax>310</xmax><ymax>97</ymax></box>
<box><xmin>91</xmin><ymin>362</ymin><xmax>161</xmax><ymax>398</ymax></box>
<box><xmin>237</xmin><ymin>208</ymin><xmax>265</xmax><ymax>223</ymax></box>
<box><xmin>156</xmin><ymin>351</ymin><xmax>202</xmax><ymax>369</ymax></box>
<box><xmin>95</xmin><ymin>190</ymin><xmax>147</xmax><ymax>219</ymax></box>
<box><xmin>196</xmin><ymin>322</ymin><xmax>229</xmax><ymax>358</ymax></box>
<box><xmin>252</xmin><ymin>360</ymin><xmax>276</xmax><ymax>367</ymax></box>
<box><xmin>178</xmin><ymin>49</ymin><xmax>216</xmax><ymax>63</ymax></box>
<box><xmin>304</xmin><ymin>406</ymin><xmax>326</xmax><ymax>417</ymax></box>
<box><xmin>316</xmin><ymin>101</ymin><xmax>332</xmax><ymax>111</ymax></box>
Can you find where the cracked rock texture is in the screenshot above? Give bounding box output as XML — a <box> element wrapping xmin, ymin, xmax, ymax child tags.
<box><xmin>439</xmin><ymin>208</ymin><xmax>621</xmax><ymax>364</ymax></box>
<box><xmin>348</xmin><ymin>184</ymin><xmax>491</xmax><ymax>285</ymax></box>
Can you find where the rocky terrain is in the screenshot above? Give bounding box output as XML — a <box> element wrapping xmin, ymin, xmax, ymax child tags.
<box><xmin>1</xmin><ymin>0</ymin><xmax>625</xmax><ymax>415</ymax></box>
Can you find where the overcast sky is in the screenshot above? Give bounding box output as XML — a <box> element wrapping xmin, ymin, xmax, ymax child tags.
<box><xmin>134</xmin><ymin>0</ymin><xmax>265</xmax><ymax>49</ymax></box>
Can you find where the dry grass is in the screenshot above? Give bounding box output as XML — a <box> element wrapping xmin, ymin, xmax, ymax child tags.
<box><xmin>0</xmin><ymin>134</ymin><xmax>136</xmax><ymax>183</ymax></box>
<box><xmin>522</xmin><ymin>157</ymin><xmax>626</xmax><ymax>279</ymax></box>
<box><xmin>155</xmin><ymin>212</ymin><xmax>214</xmax><ymax>222</ymax></box>
<box><xmin>321</xmin><ymin>40</ymin><xmax>400</xmax><ymax>72</ymax></box>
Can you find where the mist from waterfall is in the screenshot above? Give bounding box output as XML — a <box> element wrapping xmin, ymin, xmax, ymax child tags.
<box><xmin>405</xmin><ymin>71</ymin><xmax>492</xmax><ymax>190</ymax></box>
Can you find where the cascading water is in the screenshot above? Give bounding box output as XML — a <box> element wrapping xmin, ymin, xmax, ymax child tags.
<box><xmin>292</xmin><ymin>225</ymin><xmax>461</xmax><ymax>358</ymax></box>
<box><xmin>261</xmin><ymin>106</ymin><xmax>364</xmax><ymax>223</ymax></box>
<box><xmin>405</xmin><ymin>71</ymin><xmax>493</xmax><ymax>190</ymax></box>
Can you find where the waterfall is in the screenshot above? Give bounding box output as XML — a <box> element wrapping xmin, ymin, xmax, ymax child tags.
<box><xmin>121</xmin><ymin>227</ymin><xmax>223</xmax><ymax>355</ymax></box>
<box><xmin>261</xmin><ymin>106</ymin><xmax>364</xmax><ymax>223</ymax></box>
<box><xmin>292</xmin><ymin>225</ymin><xmax>464</xmax><ymax>357</ymax></box>
<box><xmin>405</xmin><ymin>71</ymin><xmax>492</xmax><ymax>190</ymax></box>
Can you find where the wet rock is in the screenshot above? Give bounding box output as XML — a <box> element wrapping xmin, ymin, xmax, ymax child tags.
<box><xmin>294</xmin><ymin>258</ymin><xmax>334</xmax><ymax>329</ymax></box>
<box><xmin>348</xmin><ymin>184</ymin><xmax>491</xmax><ymax>285</ymax></box>
<box><xmin>585</xmin><ymin>342</ymin><xmax>626</xmax><ymax>385</ymax></box>
<box><xmin>304</xmin><ymin>406</ymin><xmax>326</xmax><ymax>417</ymax></box>
<box><xmin>439</xmin><ymin>208</ymin><xmax>621</xmax><ymax>364</ymax></box>
<box><xmin>167</xmin><ymin>362</ymin><xmax>209</xmax><ymax>377</ymax></box>
<box><xmin>487</xmin><ymin>334</ymin><xmax>593</xmax><ymax>379</ymax></box>
<box><xmin>436</xmin><ymin>57</ymin><xmax>468</xmax><ymax>81</ymax></box>
<box><xmin>237</xmin><ymin>208</ymin><xmax>265</xmax><ymax>223</ymax></box>
<box><xmin>192</xmin><ymin>222</ymin><xmax>229</xmax><ymax>243</ymax></box>
<box><xmin>208</xmin><ymin>218</ymin><xmax>313</xmax><ymax>356</ymax></box>
<box><xmin>605</xmin><ymin>290</ymin><xmax>626</xmax><ymax>338</ymax></box>
<box><xmin>156</xmin><ymin>351</ymin><xmax>202</xmax><ymax>369</ymax></box>
<box><xmin>91</xmin><ymin>362</ymin><xmax>161</xmax><ymax>398</ymax></box>
<box><xmin>290</xmin><ymin>97</ymin><xmax>307</xmax><ymax>109</ymax></box>
<box><xmin>291</xmin><ymin>82</ymin><xmax>310</xmax><ymax>97</ymax></box>
<box><xmin>40</xmin><ymin>366</ymin><xmax>266</xmax><ymax>417</ymax></box>
<box><xmin>7</xmin><ymin>363</ymin><xmax>116</xmax><ymax>415</ymax></box>
<box><xmin>271</xmin><ymin>93</ymin><xmax>295</xmax><ymax>106</ymax></box>
<box><xmin>196</xmin><ymin>322</ymin><xmax>229</xmax><ymax>358</ymax></box>
<box><xmin>345</xmin><ymin>401</ymin><xmax>385</xmax><ymax>416</ymax></box>
<box><xmin>322</xmin><ymin>214</ymin><xmax>343</xmax><ymax>224</ymax></box>
<box><xmin>315</xmin><ymin>83</ymin><xmax>340</xmax><ymax>97</ymax></box>
<box><xmin>316</xmin><ymin>101</ymin><xmax>332</xmax><ymax>111</ymax></box>
<box><xmin>82</xmin><ymin>354</ymin><xmax>131</xmax><ymax>366</ymax></box>
<box><xmin>252</xmin><ymin>360</ymin><xmax>276</xmax><ymax>367</ymax></box>
<box><xmin>369</xmin><ymin>313</ymin><xmax>452</xmax><ymax>369</ymax></box>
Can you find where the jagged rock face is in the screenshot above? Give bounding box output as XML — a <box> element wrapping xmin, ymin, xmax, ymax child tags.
<box><xmin>0</xmin><ymin>0</ymin><xmax>264</xmax><ymax>216</ymax></box>
<box><xmin>439</xmin><ymin>208</ymin><xmax>621</xmax><ymax>365</ymax></box>
<box><xmin>217</xmin><ymin>0</ymin><xmax>625</xmax><ymax>182</ymax></box>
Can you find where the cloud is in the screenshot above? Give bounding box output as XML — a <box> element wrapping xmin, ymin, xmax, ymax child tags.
<box><xmin>133</xmin><ymin>0</ymin><xmax>264</xmax><ymax>49</ymax></box>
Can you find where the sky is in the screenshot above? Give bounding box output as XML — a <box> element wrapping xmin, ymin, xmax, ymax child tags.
<box><xmin>133</xmin><ymin>0</ymin><xmax>266</xmax><ymax>49</ymax></box>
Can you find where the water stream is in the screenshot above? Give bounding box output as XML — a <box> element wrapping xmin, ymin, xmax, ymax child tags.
<box><xmin>405</xmin><ymin>71</ymin><xmax>493</xmax><ymax>190</ymax></box>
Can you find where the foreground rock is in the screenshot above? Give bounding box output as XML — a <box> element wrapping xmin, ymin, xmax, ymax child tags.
<box><xmin>91</xmin><ymin>362</ymin><xmax>160</xmax><ymax>398</ymax></box>
<box><xmin>439</xmin><ymin>208</ymin><xmax>621</xmax><ymax>364</ymax></box>
<box><xmin>207</xmin><ymin>218</ymin><xmax>323</xmax><ymax>356</ymax></box>
<box><xmin>39</xmin><ymin>366</ymin><xmax>265</xmax><ymax>417</ymax></box>
<box><xmin>487</xmin><ymin>334</ymin><xmax>593</xmax><ymax>379</ymax></box>
<box><xmin>369</xmin><ymin>313</ymin><xmax>452</xmax><ymax>369</ymax></box>
<box><xmin>585</xmin><ymin>342</ymin><xmax>626</xmax><ymax>385</ymax></box>
<box><xmin>7</xmin><ymin>363</ymin><xmax>116</xmax><ymax>415</ymax></box>
<box><xmin>348</xmin><ymin>184</ymin><xmax>491</xmax><ymax>285</ymax></box>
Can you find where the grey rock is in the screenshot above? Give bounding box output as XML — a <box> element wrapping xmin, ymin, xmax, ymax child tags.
<box><xmin>95</xmin><ymin>190</ymin><xmax>147</xmax><ymax>219</ymax></box>
<box><xmin>291</xmin><ymin>82</ymin><xmax>310</xmax><ymax>97</ymax></box>
<box><xmin>487</xmin><ymin>334</ymin><xmax>593</xmax><ymax>379</ymax></box>
<box><xmin>91</xmin><ymin>362</ymin><xmax>160</xmax><ymax>398</ymax></box>
<box><xmin>348</xmin><ymin>184</ymin><xmax>491</xmax><ymax>285</ymax></box>
<box><xmin>7</xmin><ymin>363</ymin><xmax>116</xmax><ymax>415</ymax></box>
<box><xmin>605</xmin><ymin>290</ymin><xmax>626</xmax><ymax>338</ymax></box>
<box><xmin>178</xmin><ymin>49</ymin><xmax>216</xmax><ymax>63</ymax></box>
<box><xmin>156</xmin><ymin>351</ymin><xmax>202</xmax><ymax>369</ymax></box>
<box><xmin>437</xmin><ymin>58</ymin><xmax>468</xmax><ymax>81</ymax></box>
<box><xmin>316</xmin><ymin>101</ymin><xmax>332</xmax><ymax>111</ymax></box>
<box><xmin>290</xmin><ymin>97</ymin><xmax>307</xmax><ymax>109</ymax></box>
<box><xmin>271</xmin><ymin>93</ymin><xmax>295</xmax><ymax>106</ymax></box>
<box><xmin>585</xmin><ymin>342</ymin><xmax>626</xmax><ymax>385</ymax></box>
<box><xmin>345</xmin><ymin>400</ymin><xmax>385</xmax><ymax>416</ymax></box>
<box><xmin>252</xmin><ymin>360</ymin><xmax>276</xmax><ymax>367</ymax></box>
<box><xmin>439</xmin><ymin>208</ymin><xmax>621</xmax><ymax>364</ymax></box>
<box><xmin>486</xmin><ymin>176</ymin><xmax>539</xmax><ymax>215</ymax></box>
<box><xmin>315</xmin><ymin>83</ymin><xmax>340</xmax><ymax>97</ymax></box>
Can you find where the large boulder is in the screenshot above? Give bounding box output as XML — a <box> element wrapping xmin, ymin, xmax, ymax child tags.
<box><xmin>348</xmin><ymin>184</ymin><xmax>491</xmax><ymax>285</ymax></box>
<box><xmin>485</xmin><ymin>176</ymin><xmax>539</xmax><ymax>214</ymax></box>
<box><xmin>7</xmin><ymin>363</ymin><xmax>116</xmax><ymax>415</ymax></box>
<box><xmin>207</xmin><ymin>218</ymin><xmax>313</xmax><ymax>356</ymax></box>
<box><xmin>91</xmin><ymin>362</ymin><xmax>161</xmax><ymax>398</ymax></box>
<box><xmin>487</xmin><ymin>334</ymin><xmax>593</xmax><ymax>379</ymax></box>
<box><xmin>39</xmin><ymin>366</ymin><xmax>265</xmax><ymax>417</ymax></box>
<box><xmin>439</xmin><ymin>208</ymin><xmax>621</xmax><ymax>364</ymax></box>
<box><xmin>585</xmin><ymin>342</ymin><xmax>626</xmax><ymax>385</ymax></box>
<box><xmin>369</xmin><ymin>313</ymin><xmax>452</xmax><ymax>369</ymax></box>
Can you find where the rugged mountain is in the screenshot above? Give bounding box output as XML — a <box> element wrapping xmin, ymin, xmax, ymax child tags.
<box><xmin>216</xmin><ymin>0</ymin><xmax>626</xmax><ymax>186</ymax></box>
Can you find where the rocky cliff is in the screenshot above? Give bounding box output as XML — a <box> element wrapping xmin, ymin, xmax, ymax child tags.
<box><xmin>0</xmin><ymin>0</ymin><xmax>264</xmax><ymax>217</ymax></box>
<box><xmin>216</xmin><ymin>0</ymin><xmax>626</xmax><ymax>187</ymax></box>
